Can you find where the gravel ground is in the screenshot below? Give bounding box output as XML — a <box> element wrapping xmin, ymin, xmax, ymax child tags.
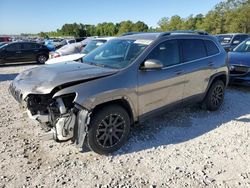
<box><xmin>0</xmin><ymin>64</ymin><xmax>249</xmax><ymax>188</ymax></box>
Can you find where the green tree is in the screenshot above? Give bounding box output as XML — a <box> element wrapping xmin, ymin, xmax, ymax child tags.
<box><xmin>132</xmin><ymin>21</ymin><xmax>148</xmax><ymax>32</ymax></box>
<box><xmin>117</xmin><ymin>20</ymin><xmax>134</xmax><ymax>35</ymax></box>
<box><xmin>157</xmin><ymin>17</ymin><xmax>170</xmax><ymax>31</ymax></box>
<box><xmin>39</xmin><ymin>32</ymin><xmax>49</xmax><ymax>38</ymax></box>
<box><xmin>168</xmin><ymin>15</ymin><xmax>184</xmax><ymax>30</ymax></box>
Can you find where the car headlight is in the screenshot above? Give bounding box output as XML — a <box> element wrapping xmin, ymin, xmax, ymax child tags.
<box><xmin>229</xmin><ymin>65</ymin><xmax>235</xmax><ymax>71</ymax></box>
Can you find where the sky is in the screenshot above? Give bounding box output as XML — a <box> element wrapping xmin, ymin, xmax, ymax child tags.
<box><xmin>0</xmin><ymin>0</ymin><xmax>222</xmax><ymax>35</ymax></box>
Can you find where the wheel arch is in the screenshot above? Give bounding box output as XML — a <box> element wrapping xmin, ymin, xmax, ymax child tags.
<box><xmin>206</xmin><ymin>72</ymin><xmax>228</xmax><ymax>93</ymax></box>
<box><xmin>90</xmin><ymin>98</ymin><xmax>136</xmax><ymax>125</ymax></box>
<box><xmin>36</xmin><ymin>53</ymin><xmax>49</xmax><ymax>59</ymax></box>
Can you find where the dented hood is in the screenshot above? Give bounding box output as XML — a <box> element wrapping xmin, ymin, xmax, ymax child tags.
<box><xmin>11</xmin><ymin>61</ymin><xmax>118</xmax><ymax>99</ymax></box>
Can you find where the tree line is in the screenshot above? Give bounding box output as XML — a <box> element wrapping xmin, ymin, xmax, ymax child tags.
<box><xmin>39</xmin><ymin>0</ymin><xmax>250</xmax><ymax>38</ymax></box>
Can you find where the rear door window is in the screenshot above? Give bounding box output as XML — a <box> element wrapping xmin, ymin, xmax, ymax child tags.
<box><xmin>31</xmin><ymin>43</ymin><xmax>41</xmax><ymax>49</ymax></box>
<box><xmin>204</xmin><ymin>40</ymin><xmax>219</xmax><ymax>56</ymax></box>
<box><xmin>21</xmin><ymin>43</ymin><xmax>33</xmax><ymax>50</ymax></box>
<box><xmin>22</xmin><ymin>43</ymin><xmax>40</xmax><ymax>50</ymax></box>
<box><xmin>181</xmin><ymin>39</ymin><xmax>207</xmax><ymax>62</ymax></box>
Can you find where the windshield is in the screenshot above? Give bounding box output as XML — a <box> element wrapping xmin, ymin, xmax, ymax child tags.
<box><xmin>82</xmin><ymin>39</ymin><xmax>150</xmax><ymax>69</ymax></box>
<box><xmin>233</xmin><ymin>39</ymin><xmax>250</xmax><ymax>52</ymax></box>
<box><xmin>81</xmin><ymin>39</ymin><xmax>106</xmax><ymax>54</ymax></box>
<box><xmin>0</xmin><ymin>43</ymin><xmax>8</xmax><ymax>49</ymax></box>
<box><xmin>216</xmin><ymin>35</ymin><xmax>233</xmax><ymax>44</ymax></box>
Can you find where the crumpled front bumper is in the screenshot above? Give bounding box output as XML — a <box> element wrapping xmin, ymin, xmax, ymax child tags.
<box><xmin>9</xmin><ymin>82</ymin><xmax>23</xmax><ymax>104</ymax></box>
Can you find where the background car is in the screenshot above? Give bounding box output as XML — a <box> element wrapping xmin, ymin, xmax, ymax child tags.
<box><xmin>0</xmin><ymin>42</ymin><xmax>49</xmax><ymax>64</ymax></box>
<box><xmin>50</xmin><ymin>42</ymin><xmax>84</xmax><ymax>59</ymax></box>
<box><xmin>49</xmin><ymin>37</ymin><xmax>95</xmax><ymax>59</ymax></box>
<box><xmin>216</xmin><ymin>33</ymin><xmax>249</xmax><ymax>52</ymax></box>
<box><xmin>44</xmin><ymin>38</ymin><xmax>65</xmax><ymax>51</ymax></box>
<box><xmin>0</xmin><ymin>36</ymin><xmax>11</xmax><ymax>42</ymax></box>
<box><xmin>228</xmin><ymin>38</ymin><xmax>250</xmax><ymax>85</ymax></box>
<box><xmin>46</xmin><ymin>37</ymin><xmax>114</xmax><ymax>64</ymax></box>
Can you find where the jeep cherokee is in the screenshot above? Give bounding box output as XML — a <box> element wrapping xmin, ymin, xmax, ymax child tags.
<box><xmin>10</xmin><ymin>31</ymin><xmax>229</xmax><ymax>155</ymax></box>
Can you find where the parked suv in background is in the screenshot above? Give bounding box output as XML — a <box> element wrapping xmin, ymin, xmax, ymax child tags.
<box><xmin>228</xmin><ymin>37</ymin><xmax>250</xmax><ymax>85</ymax></box>
<box><xmin>216</xmin><ymin>33</ymin><xmax>249</xmax><ymax>52</ymax></box>
<box><xmin>0</xmin><ymin>42</ymin><xmax>49</xmax><ymax>64</ymax></box>
<box><xmin>10</xmin><ymin>31</ymin><xmax>228</xmax><ymax>155</ymax></box>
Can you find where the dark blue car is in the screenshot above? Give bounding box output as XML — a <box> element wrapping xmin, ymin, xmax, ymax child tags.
<box><xmin>229</xmin><ymin>38</ymin><xmax>250</xmax><ymax>85</ymax></box>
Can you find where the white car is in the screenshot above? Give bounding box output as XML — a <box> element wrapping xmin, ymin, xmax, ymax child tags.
<box><xmin>45</xmin><ymin>37</ymin><xmax>115</xmax><ymax>64</ymax></box>
<box><xmin>49</xmin><ymin>37</ymin><xmax>94</xmax><ymax>59</ymax></box>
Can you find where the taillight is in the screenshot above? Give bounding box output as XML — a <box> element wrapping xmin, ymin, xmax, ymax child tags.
<box><xmin>53</xmin><ymin>53</ymin><xmax>60</xmax><ymax>58</ymax></box>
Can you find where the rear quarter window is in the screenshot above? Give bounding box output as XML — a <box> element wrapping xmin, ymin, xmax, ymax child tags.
<box><xmin>204</xmin><ymin>40</ymin><xmax>220</xmax><ymax>56</ymax></box>
<box><xmin>181</xmin><ymin>39</ymin><xmax>207</xmax><ymax>62</ymax></box>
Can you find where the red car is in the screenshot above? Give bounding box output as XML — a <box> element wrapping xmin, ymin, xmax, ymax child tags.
<box><xmin>0</xmin><ymin>36</ymin><xmax>11</xmax><ymax>42</ymax></box>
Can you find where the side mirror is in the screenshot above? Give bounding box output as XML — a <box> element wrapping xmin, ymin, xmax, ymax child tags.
<box><xmin>233</xmin><ymin>40</ymin><xmax>240</xmax><ymax>45</ymax></box>
<box><xmin>141</xmin><ymin>59</ymin><xmax>163</xmax><ymax>70</ymax></box>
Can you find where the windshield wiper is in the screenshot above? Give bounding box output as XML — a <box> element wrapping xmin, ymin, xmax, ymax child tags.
<box><xmin>83</xmin><ymin>61</ymin><xmax>115</xmax><ymax>69</ymax></box>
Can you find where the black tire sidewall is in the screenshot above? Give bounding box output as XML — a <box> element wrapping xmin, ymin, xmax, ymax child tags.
<box><xmin>87</xmin><ymin>105</ymin><xmax>131</xmax><ymax>155</ymax></box>
<box><xmin>205</xmin><ymin>80</ymin><xmax>225</xmax><ymax>111</ymax></box>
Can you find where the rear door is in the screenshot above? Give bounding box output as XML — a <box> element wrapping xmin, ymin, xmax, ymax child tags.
<box><xmin>180</xmin><ymin>39</ymin><xmax>213</xmax><ymax>100</ymax></box>
<box><xmin>21</xmin><ymin>43</ymin><xmax>38</xmax><ymax>61</ymax></box>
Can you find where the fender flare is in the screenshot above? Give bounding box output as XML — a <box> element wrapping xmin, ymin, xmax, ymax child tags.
<box><xmin>205</xmin><ymin>71</ymin><xmax>228</xmax><ymax>95</ymax></box>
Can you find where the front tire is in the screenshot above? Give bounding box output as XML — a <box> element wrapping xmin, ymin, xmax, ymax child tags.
<box><xmin>37</xmin><ymin>54</ymin><xmax>48</xmax><ymax>64</ymax></box>
<box><xmin>86</xmin><ymin>105</ymin><xmax>131</xmax><ymax>155</ymax></box>
<box><xmin>203</xmin><ymin>80</ymin><xmax>225</xmax><ymax>111</ymax></box>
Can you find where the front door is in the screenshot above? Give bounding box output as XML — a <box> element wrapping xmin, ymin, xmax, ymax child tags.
<box><xmin>4</xmin><ymin>43</ymin><xmax>22</xmax><ymax>63</ymax></box>
<box><xmin>138</xmin><ymin>39</ymin><xmax>185</xmax><ymax>116</ymax></box>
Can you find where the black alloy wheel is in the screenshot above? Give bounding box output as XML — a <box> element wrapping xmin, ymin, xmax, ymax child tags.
<box><xmin>86</xmin><ymin>105</ymin><xmax>130</xmax><ymax>155</ymax></box>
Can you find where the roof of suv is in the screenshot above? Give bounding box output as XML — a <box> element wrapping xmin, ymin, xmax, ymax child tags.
<box><xmin>121</xmin><ymin>31</ymin><xmax>211</xmax><ymax>41</ymax></box>
<box><xmin>216</xmin><ymin>33</ymin><xmax>249</xmax><ymax>36</ymax></box>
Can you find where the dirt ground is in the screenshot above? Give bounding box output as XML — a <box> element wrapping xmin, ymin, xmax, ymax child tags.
<box><xmin>0</xmin><ymin>64</ymin><xmax>249</xmax><ymax>188</ymax></box>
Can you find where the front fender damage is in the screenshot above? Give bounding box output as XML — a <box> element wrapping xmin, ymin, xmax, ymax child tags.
<box><xmin>73</xmin><ymin>109</ymin><xmax>91</xmax><ymax>148</ymax></box>
<box><xmin>27</xmin><ymin>93</ymin><xmax>91</xmax><ymax>148</ymax></box>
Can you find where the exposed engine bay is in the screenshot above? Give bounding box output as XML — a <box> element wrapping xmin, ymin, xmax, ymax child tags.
<box><xmin>24</xmin><ymin>93</ymin><xmax>90</xmax><ymax>145</ymax></box>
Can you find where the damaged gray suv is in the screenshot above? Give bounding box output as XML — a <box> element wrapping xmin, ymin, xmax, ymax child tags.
<box><xmin>10</xmin><ymin>31</ymin><xmax>228</xmax><ymax>155</ymax></box>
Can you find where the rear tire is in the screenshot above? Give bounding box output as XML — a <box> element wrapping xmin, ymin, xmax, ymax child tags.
<box><xmin>202</xmin><ymin>80</ymin><xmax>225</xmax><ymax>111</ymax></box>
<box><xmin>37</xmin><ymin>54</ymin><xmax>48</xmax><ymax>64</ymax></box>
<box><xmin>86</xmin><ymin>105</ymin><xmax>130</xmax><ymax>155</ymax></box>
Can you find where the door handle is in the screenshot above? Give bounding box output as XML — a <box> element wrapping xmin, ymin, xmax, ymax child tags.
<box><xmin>175</xmin><ymin>70</ymin><xmax>183</xmax><ymax>75</ymax></box>
<box><xmin>208</xmin><ymin>62</ymin><xmax>214</xmax><ymax>67</ymax></box>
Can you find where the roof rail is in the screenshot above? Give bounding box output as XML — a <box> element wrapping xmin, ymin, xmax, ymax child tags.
<box><xmin>120</xmin><ymin>32</ymin><xmax>144</xmax><ymax>36</ymax></box>
<box><xmin>158</xmin><ymin>30</ymin><xmax>209</xmax><ymax>38</ymax></box>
